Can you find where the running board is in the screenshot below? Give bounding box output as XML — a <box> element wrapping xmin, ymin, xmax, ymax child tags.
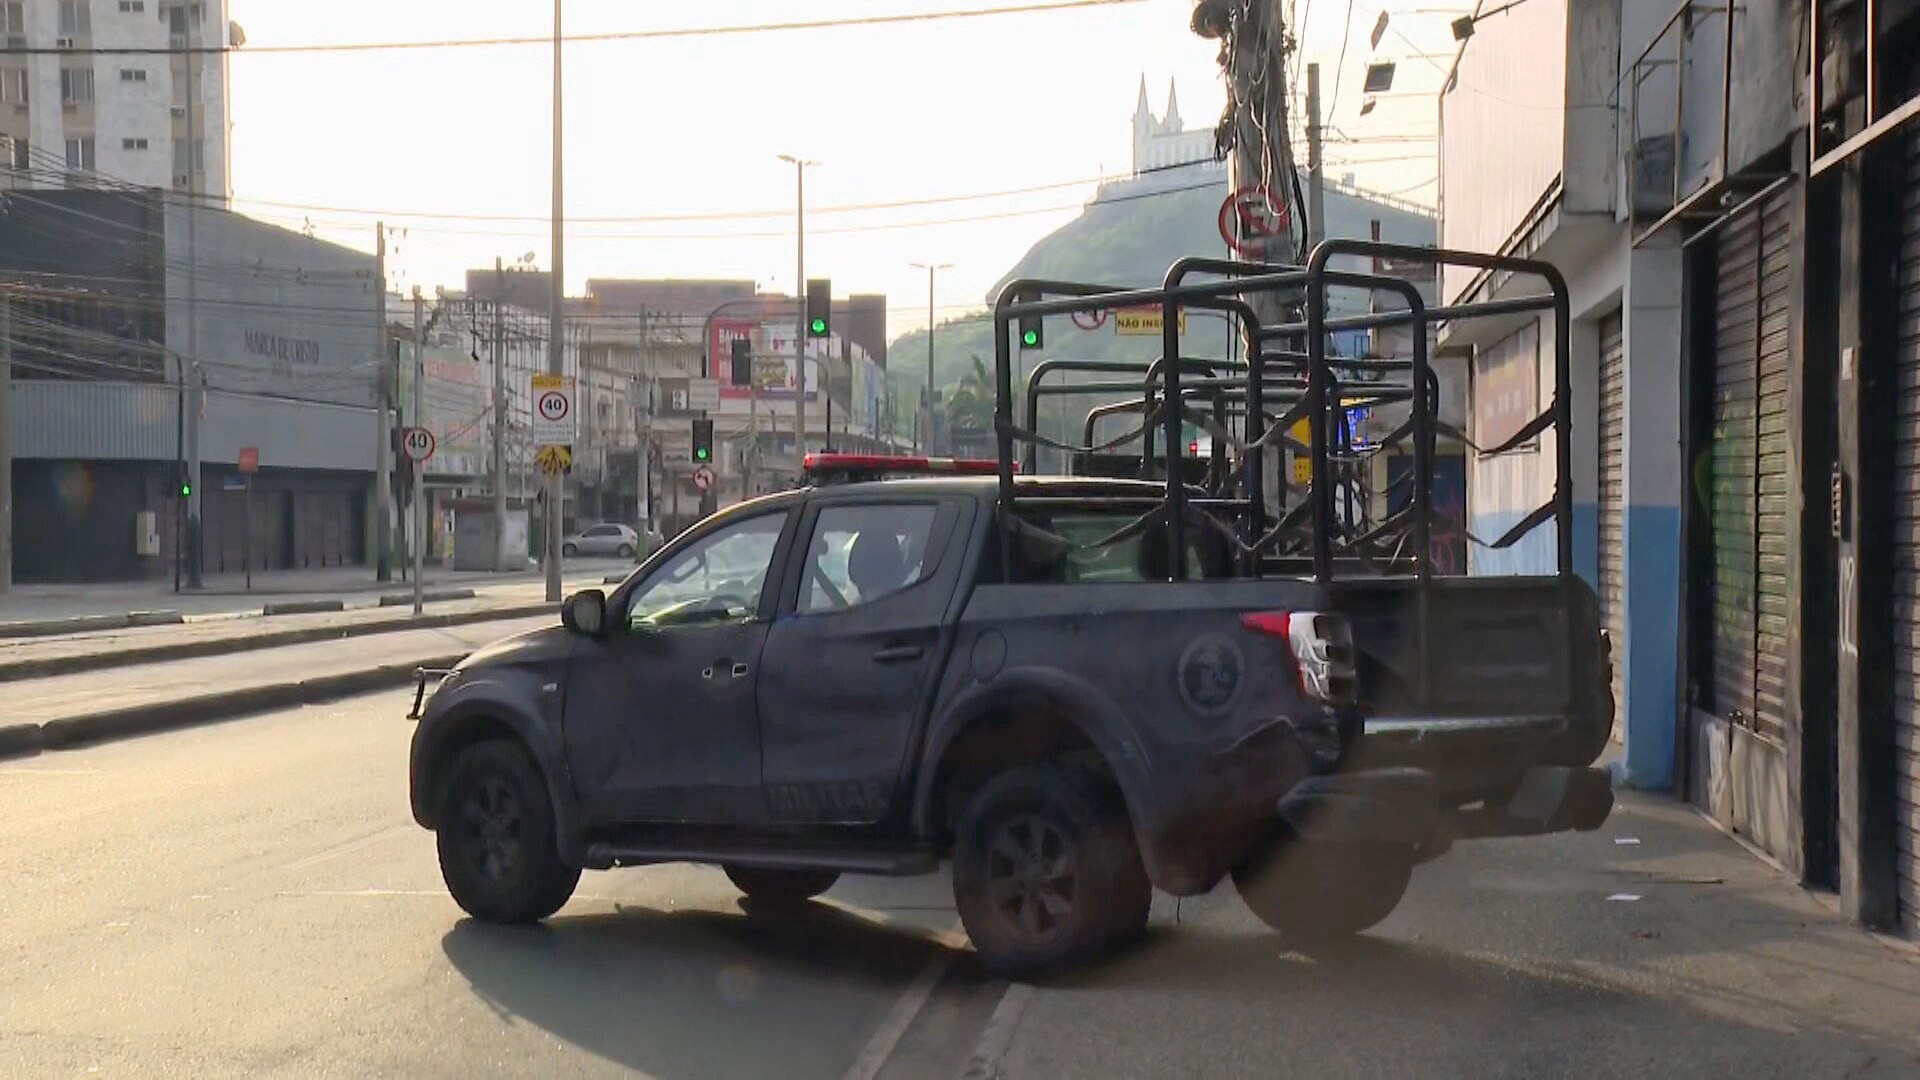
<box><xmin>583</xmin><ymin>840</ymin><xmax>937</xmax><ymax>876</ymax></box>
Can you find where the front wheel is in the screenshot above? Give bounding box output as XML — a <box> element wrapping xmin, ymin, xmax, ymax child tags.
<box><xmin>1232</xmin><ymin>837</ymin><xmax>1412</xmax><ymax>942</ymax></box>
<box><xmin>724</xmin><ymin>866</ymin><xmax>839</xmax><ymax>907</ymax></box>
<box><xmin>616</xmin><ymin>543</ymin><xmax>635</xmax><ymax>559</ymax></box>
<box><xmin>561</xmin><ymin>543</ymin><xmax>579</xmax><ymax>558</ymax></box>
<box><xmin>436</xmin><ymin>740</ymin><xmax>580</xmax><ymax>924</ymax></box>
<box><xmin>952</xmin><ymin>764</ymin><xmax>1149</xmax><ymax>978</ymax></box>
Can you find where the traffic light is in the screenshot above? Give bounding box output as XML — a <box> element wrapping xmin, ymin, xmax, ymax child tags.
<box><xmin>730</xmin><ymin>337</ymin><xmax>752</xmax><ymax>387</ymax></box>
<box><xmin>806</xmin><ymin>278</ymin><xmax>831</xmax><ymax>338</ymax></box>
<box><xmin>691</xmin><ymin>418</ymin><xmax>714</xmax><ymax>464</ymax></box>
<box><xmin>1018</xmin><ymin>306</ymin><xmax>1043</xmax><ymax>350</ymax></box>
<box><xmin>176</xmin><ymin>461</ymin><xmax>192</xmax><ymax>498</ymax></box>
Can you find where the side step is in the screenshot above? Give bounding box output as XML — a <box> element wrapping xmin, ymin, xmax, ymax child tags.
<box><xmin>582</xmin><ymin>840</ymin><xmax>938</xmax><ymax>877</ymax></box>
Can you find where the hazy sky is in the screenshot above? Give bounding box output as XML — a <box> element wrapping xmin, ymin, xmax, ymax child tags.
<box><xmin>225</xmin><ymin>0</ymin><xmax>1457</xmax><ymax>334</ymax></box>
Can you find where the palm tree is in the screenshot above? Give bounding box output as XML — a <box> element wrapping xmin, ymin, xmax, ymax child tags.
<box><xmin>945</xmin><ymin>354</ymin><xmax>994</xmax><ymax>433</ymax></box>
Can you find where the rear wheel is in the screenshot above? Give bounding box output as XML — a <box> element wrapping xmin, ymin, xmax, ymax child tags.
<box><xmin>1232</xmin><ymin>836</ymin><xmax>1412</xmax><ymax>942</ymax></box>
<box><xmin>616</xmin><ymin>543</ymin><xmax>635</xmax><ymax>559</ymax></box>
<box><xmin>723</xmin><ymin>866</ymin><xmax>840</xmax><ymax>906</ymax></box>
<box><xmin>952</xmin><ymin>764</ymin><xmax>1149</xmax><ymax>977</ymax></box>
<box><xmin>436</xmin><ymin>740</ymin><xmax>579</xmax><ymax>923</ymax></box>
<box><xmin>561</xmin><ymin>542</ymin><xmax>579</xmax><ymax>558</ymax></box>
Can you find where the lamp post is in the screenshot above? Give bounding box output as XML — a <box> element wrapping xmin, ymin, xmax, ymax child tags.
<box><xmin>908</xmin><ymin>261</ymin><xmax>951</xmax><ymax>453</ymax></box>
<box><xmin>778</xmin><ymin>154</ymin><xmax>818</xmax><ymax>477</ymax></box>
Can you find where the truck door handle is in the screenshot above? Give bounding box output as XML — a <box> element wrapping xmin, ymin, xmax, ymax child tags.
<box><xmin>872</xmin><ymin>645</ymin><xmax>924</xmax><ymax>664</ymax></box>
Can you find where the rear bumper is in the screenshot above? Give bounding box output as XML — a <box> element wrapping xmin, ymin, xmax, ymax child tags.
<box><xmin>1352</xmin><ymin>714</ymin><xmax>1586</xmax><ymax>804</ymax></box>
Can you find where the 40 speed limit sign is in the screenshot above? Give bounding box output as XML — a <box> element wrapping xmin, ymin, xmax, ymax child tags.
<box><xmin>532</xmin><ymin>374</ymin><xmax>575</xmax><ymax>449</ymax></box>
<box><xmin>401</xmin><ymin>426</ymin><xmax>435</xmax><ymax>463</ymax></box>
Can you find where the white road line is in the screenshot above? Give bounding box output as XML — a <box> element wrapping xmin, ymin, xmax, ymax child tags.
<box><xmin>842</xmin><ymin>919</ymin><xmax>968</xmax><ymax>1080</ymax></box>
<box><xmin>958</xmin><ymin>982</ymin><xmax>1035</xmax><ymax>1080</ymax></box>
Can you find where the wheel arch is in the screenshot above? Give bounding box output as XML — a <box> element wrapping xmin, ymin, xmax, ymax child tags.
<box><xmin>412</xmin><ymin>696</ymin><xmax>589</xmax><ymax>867</ymax></box>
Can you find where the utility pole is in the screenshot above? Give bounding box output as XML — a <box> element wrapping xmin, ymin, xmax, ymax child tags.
<box><xmin>0</xmin><ymin>296</ymin><xmax>10</xmax><ymax>596</ymax></box>
<box><xmin>491</xmin><ymin>258</ymin><xmax>507</xmax><ymax>571</ymax></box>
<box><xmin>412</xmin><ymin>289</ymin><xmax>426</xmax><ymax>615</ymax></box>
<box><xmin>374</xmin><ymin>223</ymin><xmax>392</xmax><ymax>581</ymax></box>
<box><xmin>545</xmin><ymin>0</ymin><xmax>566</xmax><ymax>603</ymax></box>
<box><xmin>1306</xmin><ymin>62</ymin><xmax>1325</xmax><ymax>250</ymax></box>
<box><xmin>635</xmin><ymin>309</ymin><xmax>651</xmax><ymax>534</ymax></box>
<box><xmin>908</xmin><ymin>261</ymin><xmax>950</xmax><ymax>453</ymax></box>
<box><xmin>183</xmin><ymin>40</ymin><xmax>202</xmax><ymax>590</ymax></box>
<box><xmin>185</xmin><ymin>361</ymin><xmax>203</xmax><ymax>588</ymax></box>
<box><xmin>779</xmin><ymin>155</ymin><xmax>817</xmax><ymax>477</ymax></box>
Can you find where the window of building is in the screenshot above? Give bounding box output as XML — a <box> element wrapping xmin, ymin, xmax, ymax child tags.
<box><xmin>65</xmin><ymin>135</ymin><xmax>95</xmax><ymax>171</ymax></box>
<box><xmin>167</xmin><ymin>5</ymin><xmax>186</xmax><ymax>33</ymax></box>
<box><xmin>119</xmin><ymin>68</ymin><xmax>148</xmax><ymax>83</ymax></box>
<box><xmin>118</xmin><ymin>1</ymin><xmax>146</xmax><ymax>12</ymax></box>
<box><xmin>172</xmin><ymin>137</ymin><xmax>202</xmax><ymax>173</ymax></box>
<box><xmin>122</xmin><ymin>137</ymin><xmax>148</xmax><ymax>151</ymax></box>
<box><xmin>60</xmin><ymin>67</ymin><xmax>94</xmax><ymax>105</ymax></box>
<box><xmin>0</xmin><ymin>67</ymin><xmax>27</xmax><ymax>104</ymax></box>
<box><xmin>1</xmin><ymin>3</ymin><xmax>22</xmax><ymax>35</ymax></box>
<box><xmin>58</xmin><ymin>0</ymin><xmax>91</xmax><ymax>35</ymax></box>
<box><xmin>9</xmin><ymin>137</ymin><xmax>26</xmax><ymax>170</ymax></box>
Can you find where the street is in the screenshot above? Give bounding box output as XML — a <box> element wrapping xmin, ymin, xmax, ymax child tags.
<box><xmin>4</xmin><ymin>661</ymin><xmax>1919</xmax><ymax>1077</ymax></box>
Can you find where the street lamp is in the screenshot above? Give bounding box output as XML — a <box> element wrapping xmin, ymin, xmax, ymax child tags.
<box><xmin>778</xmin><ymin>154</ymin><xmax>819</xmax><ymax>476</ymax></box>
<box><xmin>908</xmin><ymin>261</ymin><xmax>952</xmax><ymax>453</ymax></box>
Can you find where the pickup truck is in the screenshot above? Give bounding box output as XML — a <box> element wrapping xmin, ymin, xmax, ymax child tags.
<box><xmin>409</xmin><ymin>458</ymin><xmax>1456</xmax><ymax>975</ymax></box>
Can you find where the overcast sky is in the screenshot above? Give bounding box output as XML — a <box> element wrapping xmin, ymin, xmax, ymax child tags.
<box><xmin>225</xmin><ymin>0</ymin><xmax>1457</xmax><ymax>333</ymax></box>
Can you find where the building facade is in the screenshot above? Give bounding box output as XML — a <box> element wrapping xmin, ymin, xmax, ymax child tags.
<box><xmin>0</xmin><ymin>0</ymin><xmax>231</xmax><ymax>200</ymax></box>
<box><xmin>2</xmin><ymin>189</ymin><xmax>376</xmax><ymax>582</ymax></box>
<box><xmin>1441</xmin><ymin>0</ymin><xmax>1920</xmax><ymax>937</ymax></box>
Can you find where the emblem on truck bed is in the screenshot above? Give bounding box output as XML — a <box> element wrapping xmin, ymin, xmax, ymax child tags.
<box><xmin>1178</xmin><ymin>634</ymin><xmax>1246</xmax><ymax>717</ymax></box>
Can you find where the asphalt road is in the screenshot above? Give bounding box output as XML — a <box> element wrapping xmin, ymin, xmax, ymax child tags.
<box><xmin>0</xmin><ymin>686</ymin><xmax>970</xmax><ymax>1079</ymax></box>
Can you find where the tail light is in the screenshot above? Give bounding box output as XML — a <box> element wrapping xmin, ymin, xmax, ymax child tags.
<box><xmin>1241</xmin><ymin>610</ymin><xmax>1357</xmax><ymax>704</ymax></box>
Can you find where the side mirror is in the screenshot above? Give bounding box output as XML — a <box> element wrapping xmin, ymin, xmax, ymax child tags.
<box><xmin>561</xmin><ymin>589</ymin><xmax>607</xmax><ymax>637</ymax></box>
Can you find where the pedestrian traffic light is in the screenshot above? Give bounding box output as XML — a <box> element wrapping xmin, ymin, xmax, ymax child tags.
<box><xmin>174</xmin><ymin>461</ymin><xmax>192</xmax><ymax>498</ymax></box>
<box><xmin>806</xmin><ymin>278</ymin><xmax>831</xmax><ymax>338</ymax></box>
<box><xmin>692</xmin><ymin>418</ymin><xmax>713</xmax><ymax>463</ymax></box>
<box><xmin>730</xmin><ymin>337</ymin><xmax>752</xmax><ymax>387</ymax></box>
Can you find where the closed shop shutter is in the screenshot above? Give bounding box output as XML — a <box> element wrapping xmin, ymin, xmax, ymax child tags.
<box><xmin>1708</xmin><ymin>209</ymin><xmax>1762</xmax><ymax>731</ymax></box>
<box><xmin>1892</xmin><ymin>119</ymin><xmax>1920</xmax><ymax>925</ymax></box>
<box><xmin>1753</xmin><ymin>190</ymin><xmax>1794</xmax><ymax>746</ymax></box>
<box><xmin>1597</xmin><ymin>311</ymin><xmax>1626</xmax><ymax>742</ymax></box>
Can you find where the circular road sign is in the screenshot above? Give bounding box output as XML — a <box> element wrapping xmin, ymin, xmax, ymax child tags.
<box><xmin>401</xmin><ymin>426</ymin><xmax>436</xmax><ymax>463</ymax></box>
<box><xmin>1070</xmin><ymin>309</ymin><xmax>1109</xmax><ymax>331</ymax></box>
<box><xmin>692</xmin><ymin>465</ymin><xmax>716</xmax><ymax>492</ymax></box>
<box><xmin>1219</xmin><ymin>182</ymin><xmax>1291</xmax><ymax>258</ymax></box>
<box><xmin>536</xmin><ymin>388</ymin><xmax>571</xmax><ymax>425</ymax></box>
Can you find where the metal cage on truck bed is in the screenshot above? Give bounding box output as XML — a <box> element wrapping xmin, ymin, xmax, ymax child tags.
<box><xmin>989</xmin><ymin>241</ymin><xmax>1582</xmax><ymax>716</ymax></box>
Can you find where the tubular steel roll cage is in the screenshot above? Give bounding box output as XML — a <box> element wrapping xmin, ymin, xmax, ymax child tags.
<box><xmin>991</xmin><ymin>241</ymin><xmax>1574</xmax><ymax>585</ymax></box>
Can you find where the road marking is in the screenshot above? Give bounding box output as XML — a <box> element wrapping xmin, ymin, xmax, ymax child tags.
<box><xmin>959</xmin><ymin>981</ymin><xmax>1035</xmax><ymax>1080</ymax></box>
<box><xmin>841</xmin><ymin>919</ymin><xmax>968</xmax><ymax>1080</ymax></box>
<box><xmin>279</xmin><ymin>824</ymin><xmax>413</xmax><ymax>872</ymax></box>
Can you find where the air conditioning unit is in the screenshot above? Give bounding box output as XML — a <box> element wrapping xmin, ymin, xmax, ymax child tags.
<box><xmin>170</xmin><ymin>106</ymin><xmax>185</xmax><ymax>117</ymax></box>
<box><xmin>173</xmin><ymin>172</ymin><xmax>190</xmax><ymax>187</ymax></box>
<box><xmin>55</xmin><ymin>36</ymin><xmax>75</xmax><ymax>49</ymax></box>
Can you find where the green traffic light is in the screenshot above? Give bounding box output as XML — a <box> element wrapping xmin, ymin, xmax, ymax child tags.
<box><xmin>180</xmin><ymin>484</ymin><xmax>191</xmax><ymax>496</ymax></box>
<box><xmin>809</xmin><ymin>318</ymin><xmax>827</xmax><ymax>335</ymax></box>
<box><xmin>1021</xmin><ymin>329</ymin><xmax>1039</xmax><ymax>347</ymax></box>
<box><xmin>694</xmin><ymin>448</ymin><xmax>710</xmax><ymax>462</ymax></box>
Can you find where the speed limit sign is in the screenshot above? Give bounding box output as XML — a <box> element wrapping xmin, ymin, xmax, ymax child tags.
<box><xmin>402</xmin><ymin>426</ymin><xmax>436</xmax><ymax>463</ymax></box>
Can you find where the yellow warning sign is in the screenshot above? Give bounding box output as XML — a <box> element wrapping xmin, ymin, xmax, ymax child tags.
<box><xmin>1114</xmin><ymin>306</ymin><xmax>1189</xmax><ymax>336</ymax></box>
<box><xmin>535</xmin><ymin>445</ymin><xmax>573</xmax><ymax>475</ymax></box>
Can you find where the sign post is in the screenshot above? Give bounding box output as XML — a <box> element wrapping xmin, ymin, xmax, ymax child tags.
<box><xmin>532</xmin><ymin>374</ymin><xmax>576</xmax><ymax>576</ymax></box>
<box><xmin>401</xmin><ymin>427</ymin><xmax>436</xmax><ymax>612</ymax></box>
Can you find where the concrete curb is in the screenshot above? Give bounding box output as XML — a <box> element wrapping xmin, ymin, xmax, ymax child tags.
<box><xmin>0</xmin><ymin>722</ymin><xmax>46</xmax><ymax>758</ymax></box>
<box><xmin>0</xmin><ymin>602</ymin><xmax>556</xmax><ymax>684</ymax></box>
<box><xmin>379</xmin><ymin>589</ymin><xmax>478</xmax><ymax>606</ymax></box>
<box><xmin>262</xmin><ymin>599</ymin><xmax>347</xmax><ymax>616</ymax></box>
<box><xmin>0</xmin><ymin>614</ymin><xmax>128</xmax><ymax>639</ymax></box>
<box><xmin>18</xmin><ymin>652</ymin><xmax>467</xmax><ymax>758</ymax></box>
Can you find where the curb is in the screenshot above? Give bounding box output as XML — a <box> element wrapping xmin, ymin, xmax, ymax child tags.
<box><xmin>262</xmin><ymin>599</ymin><xmax>346</xmax><ymax>616</ymax></box>
<box><xmin>0</xmin><ymin>603</ymin><xmax>556</xmax><ymax>684</ymax></box>
<box><xmin>379</xmin><ymin>589</ymin><xmax>478</xmax><ymax>606</ymax></box>
<box><xmin>19</xmin><ymin>652</ymin><xmax>467</xmax><ymax>758</ymax></box>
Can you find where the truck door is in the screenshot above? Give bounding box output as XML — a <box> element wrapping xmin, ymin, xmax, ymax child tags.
<box><xmin>757</xmin><ymin>497</ymin><xmax>971</xmax><ymax>824</ymax></box>
<box><xmin>561</xmin><ymin>507</ymin><xmax>796</xmax><ymax>825</ymax></box>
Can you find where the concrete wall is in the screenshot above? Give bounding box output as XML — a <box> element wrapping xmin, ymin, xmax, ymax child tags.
<box><xmin>164</xmin><ymin>203</ymin><xmax>379</xmax><ymax>409</ymax></box>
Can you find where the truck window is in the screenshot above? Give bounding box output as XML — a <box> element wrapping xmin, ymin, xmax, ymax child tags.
<box><xmin>627</xmin><ymin>512</ymin><xmax>786</xmax><ymax>628</ymax></box>
<box><xmin>799</xmin><ymin>504</ymin><xmax>938</xmax><ymax>614</ymax></box>
<box><xmin>1007</xmin><ymin>511</ymin><xmax>1220</xmax><ymax>583</ymax></box>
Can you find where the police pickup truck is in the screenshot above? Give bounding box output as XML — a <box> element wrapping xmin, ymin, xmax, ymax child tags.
<box><xmin>407</xmin><ymin>453</ymin><xmax>1478</xmax><ymax>975</ymax></box>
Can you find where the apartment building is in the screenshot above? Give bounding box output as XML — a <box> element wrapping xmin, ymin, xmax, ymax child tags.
<box><xmin>0</xmin><ymin>0</ymin><xmax>230</xmax><ymax>199</ymax></box>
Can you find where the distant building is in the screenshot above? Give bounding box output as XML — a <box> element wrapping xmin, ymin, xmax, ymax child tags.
<box><xmin>1132</xmin><ymin>76</ymin><xmax>1216</xmax><ymax>174</ymax></box>
<box><xmin>0</xmin><ymin>0</ymin><xmax>234</xmax><ymax>202</ymax></box>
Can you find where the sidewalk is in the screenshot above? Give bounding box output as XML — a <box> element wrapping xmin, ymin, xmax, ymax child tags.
<box><xmin>984</xmin><ymin>792</ymin><xmax>1920</xmax><ymax>1078</ymax></box>
<box><xmin>0</xmin><ymin>557</ymin><xmax>635</xmax><ymax>627</ymax></box>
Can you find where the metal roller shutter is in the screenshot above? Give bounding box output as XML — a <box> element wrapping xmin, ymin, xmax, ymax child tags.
<box><xmin>1753</xmin><ymin>190</ymin><xmax>1794</xmax><ymax>747</ymax></box>
<box><xmin>1597</xmin><ymin>311</ymin><xmax>1626</xmax><ymax>742</ymax></box>
<box><xmin>1893</xmin><ymin>119</ymin><xmax>1920</xmax><ymax>926</ymax></box>
<box><xmin>1709</xmin><ymin>209</ymin><xmax>1761</xmax><ymax>732</ymax></box>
